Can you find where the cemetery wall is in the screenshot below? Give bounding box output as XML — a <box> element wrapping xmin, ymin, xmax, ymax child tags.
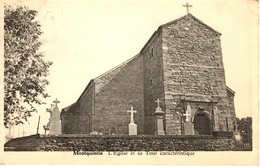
<box><xmin>4</xmin><ymin>134</ymin><xmax>235</xmax><ymax>151</ymax></box>
<box><xmin>161</xmin><ymin>14</ymin><xmax>234</xmax><ymax>132</ymax></box>
<box><xmin>94</xmin><ymin>55</ymin><xmax>144</xmax><ymax>135</ymax></box>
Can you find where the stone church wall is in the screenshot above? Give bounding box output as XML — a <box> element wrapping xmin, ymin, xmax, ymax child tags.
<box><xmin>227</xmin><ymin>89</ymin><xmax>236</xmax><ymax>131</ymax></box>
<box><xmin>61</xmin><ymin>82</ymin><xmax>95</xmax><ymax>134</ymax></box>
<box><xmin>61</xmin><ymin>103</ymin><xmax>84</xmax><ymax>134</ymax></box>
<box><xmin>161</xmin><ymin>14</ymin><xmax>233</xmax><ymax>134</ymax></box>
<box><xmin>78</xmin><ymin>82</ymin><xmax>95</xmax><ymax>134</ymax></box>
<box><xmin>94</xmin><ymin>55</ymin><xmax>144</xmax><ymax>135</ymax></box>
<box><xmin>141</xmin><ymin>29</ymin><xmax>165</xmax><ymax>134</ymax></box>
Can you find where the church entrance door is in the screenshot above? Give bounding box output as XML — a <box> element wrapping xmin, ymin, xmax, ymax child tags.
<box><xmin>194</xmin><ymin>113</ymin><xmax>211</xmax><ymax>135</ymax></box>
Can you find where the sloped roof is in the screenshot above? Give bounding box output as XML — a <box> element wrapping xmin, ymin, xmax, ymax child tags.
<box><xmin>93</xmin><ymin>54</ymin><xmax>140</xmax><ymax>94</ymax></box>
<box><xmin>61</xmin><ymin>102</ymin><xmax>78</xmax><ymax>114</ymax></box>
<box><xmin>226</xmin><ymin>86</ymin><xmax>235</xmax><ymax>94</ymax></box>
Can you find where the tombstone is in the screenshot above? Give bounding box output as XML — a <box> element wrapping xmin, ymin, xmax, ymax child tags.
<box><xmin>183</xmin><ymin>105</ymin><xmax>194</xmax><ymax>135</ymax></box>
<box><xmin>48</xmin><ymin>98</ymin><xmax>62</xmax><ymax>135</ymax></box>
<box><xmin>127</xmin><ymin>107</ymin><xmax>137</xmax><ymax>135</ymax></box>
<box><xmin>109</xmin><ymin>127</ymin><xmax>117</xmax><ymax>135</ymax></box>
<box><xmin>90</xmin><ymin>131</ymin><xmax>99</xmax><ymax>135</ymax></box>
<box><xmin>154</xmin><ymin>98</ymin><xmax>165</xmax><ymax>135</ymax></box>
<box><xmin>184</xmin><ymin>122</ymin><xmax>194</xmax><ymax>135</ymax></box>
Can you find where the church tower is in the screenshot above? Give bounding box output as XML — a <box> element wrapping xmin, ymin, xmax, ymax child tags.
<box><xmin>141</xmin><ymin>13</ymin><xmax>236</xmax><ymax>135</ymax></box>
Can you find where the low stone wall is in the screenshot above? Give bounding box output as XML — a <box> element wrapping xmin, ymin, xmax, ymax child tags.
<box><xmin>4</xmin><ymin>134</ymin><xmax>235</xmax><ymax>151</ymax></box>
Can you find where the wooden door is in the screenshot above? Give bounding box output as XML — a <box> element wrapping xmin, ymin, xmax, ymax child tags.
<box><xmin>194</xmin><ymin>113</ymin><xmax>211</xmax><ymax>135</ymax></box>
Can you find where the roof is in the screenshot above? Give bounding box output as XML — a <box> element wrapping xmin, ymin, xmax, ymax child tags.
<box><xmin>93</xmin><ymin>54</ymin><xmax>140</xmax><ymax>81</ymax></box>
<box><xmin>77</xmin><ymin>80</ymin><xmax>94</xmax><ymax>103</ymax></box>
<box><xmin>226</xmin><ymin>86</ymin><xmax>235</xmax><ymax>94</ymax></box>
<box><xmin>74</xmin><ymin>53</ymin><xmax>141</xmax><ymax>103</ymax></box>
<box><xmin>93</xmin><ymin>54</ymin><xmax>140</xmax><ymax>94</ymax></box>
<box><xmin>61</xmin><ymin>102</ymin><xmax>78</xmax><ymax>114</ymax></box>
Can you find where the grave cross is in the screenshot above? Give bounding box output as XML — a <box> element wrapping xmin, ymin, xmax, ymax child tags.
<box><xmin>53</xmin><ymin>98</ymin><xmax>60</xmax><ymax>107</ymax></box>
<box><xmin>127</xmin><ymin>107</ymin><xmax>137</xmax><ymax>123</ymax></box>
<box><xmin>155</xmin><ymin>98</ymin><xmax>161</xmax><ymax>108</ymax></box>
<box><xmin>182</xmin><ymin>2</ymin><xmax>192</xmax><ymax>14</ymax></box>
<box><xmin>183</xmin><ymin>111</ymin><xmax>191</xmax><ymax>122</ymax></box>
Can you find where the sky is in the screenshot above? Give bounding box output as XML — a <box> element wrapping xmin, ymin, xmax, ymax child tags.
<box><xmin>2</xmin><ymin>0</ymin><xmax>258</xmax><ymax>138</ymax></box>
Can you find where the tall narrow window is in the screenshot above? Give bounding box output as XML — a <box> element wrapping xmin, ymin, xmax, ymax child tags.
<box><xmin>150</xmin><ymin>78</ymin><xmax>153</xmax><ymax>86</ymax></box>
<box><xmin>149</xmin><ymin>48</ymin><xmax>153</xmax><ymax>59</ymax></box>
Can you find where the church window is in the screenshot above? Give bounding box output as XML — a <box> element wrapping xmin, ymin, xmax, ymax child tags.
<box><xmin>149</xmin><ymin>48</ymin><xmax>154</xmax><ymax>59</ymax></box>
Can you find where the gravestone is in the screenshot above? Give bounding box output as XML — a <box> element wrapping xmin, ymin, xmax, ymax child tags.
<box><xmin>48</xmin><ymin>98</ymin><xmax>62</xmax><ymax>135</ymax></box>
<box><xmin>154</xmin><ymin>99</ymin><xmax>165</xmax><ymax>135</ymax></box>
<box><xmin>183</xmin><ymin>105</ymin><xmax>194</xmax><ymax>135</ymax></box>
<box><xmin>184</xmin><ymin>122</ymin><xmax>194</xmax><ymax>135</ymax></box>
<box><xmin>127</xmin><ymin>107</ymin><xmax>137</xmax><ymax>135</ymax></box>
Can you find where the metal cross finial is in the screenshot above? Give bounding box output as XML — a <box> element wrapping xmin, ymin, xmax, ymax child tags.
<box><xmin>155</xmin><ymin>98</ymin><xmax>161</xmax><ymax>108</ymax></box>
<box><xmin>53</xmin><ymin>98</ymin><xmax>60</xmax><ymax>107</ymax></box>
<box><xmin>182</xmin><ymin>2</ymin><xmax>192</xmax><ymax>14</ymax></box>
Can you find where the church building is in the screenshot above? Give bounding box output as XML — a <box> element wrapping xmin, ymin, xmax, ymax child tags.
<box><xmin>60</xmin><ymin>13</ymin><xmax>237</xmax><ymax>135</ymax></box>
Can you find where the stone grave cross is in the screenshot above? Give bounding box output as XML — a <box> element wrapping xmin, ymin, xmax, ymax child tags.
<box><xmin>183</xmin><ymin>112</ymin><xmax>191</xmax><ymax>122</ymax></box>
<box><xmin>53</xmin><ymin>98</ymin><xmax>60</xmax><ymax>107</ymax></box>
<box><xmin>155</xmin><ymin>98</ymin><xmax>161</xmax><ymax>109</ymax></box>
<box><xmin>183</xmin><ymin>105</ymin><xmax>194</xmax><ymax>135</ymax></box>
<box><xmin>154</xmin><ymin>98</ymin><xmax>165</xmax><ymax>135</ymax></box>
<box><xmin>182</xmin><ymin>2</ymin><xmax>192</xmax><ymax>14</ymax></box>
<box><xmin>183</xmin><ymin>105</ymin><xmax>191</xmax><ymax>122</ymax></box>
<box><xmin>44</xmin><ymin>98</ymin><xmax>62</xmax><ymax>135</ymax></box>
<box><xmin>127</xmin><ymin>106</ymin><xmax>137</xmax><ymax>124</ymax></box>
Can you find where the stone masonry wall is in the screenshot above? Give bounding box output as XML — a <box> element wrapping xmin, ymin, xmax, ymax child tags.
<box><xmin>94</xmin><ymin>55</ymin><xmax>144</xmax><ymax>135</ymax></box>
<box><xmin>4</xmin><ymin>134</ymin><xmax>235</xmax><ymax>151</ymax></box>
<box><xmin>161</xmin><ymin>14</ymin><xmax>233</xmax><ymax>134</ymax></box>
<box><xmin>227</xmin><ymin>90</ymin><xmax>236</xmax><ymax>131</ymax></box>
<box><xmin>61</xmin><ymin>103</ymin><xmax>85</xmax><ymax>134</ymax></box>
<box><xmin>142</xmin><ymin>29</ymin><xmax>165</xmax><ymax>134</ymax></box>
<box><xmin>78</xmin><ymin>82</ymin><xmax>94</xmax><ymax>134</ymax></box>
<box><xmin>61</xmin><ymin>82</ymin><xmax>94</xmax><ymax>134</ymax></box>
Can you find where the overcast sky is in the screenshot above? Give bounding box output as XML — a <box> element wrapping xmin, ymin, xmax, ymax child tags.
<box><xmin>3</xmin><ymin>0</ymin><xmax>258</xmax><ymax>137</ymax></box>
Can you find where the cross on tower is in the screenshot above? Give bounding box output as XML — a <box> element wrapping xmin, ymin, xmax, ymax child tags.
<box><xmin>53</xmin><ymin>98</ymin><xmax>60</xmax><ymax>107</ymax></box>
<box><xmin>127</xmin><ymin>107</ymin><xmax>137</xmax><ymax>124</ymax></box>
<box><xmin>182</xmin><ymin>2</ymin><xmax>192</xmax><ymax>14</ymax></box>
<box><xmin>155</xmin><ymin>98</ymin><xmax>161</xmax><ymax>108</ymax></box>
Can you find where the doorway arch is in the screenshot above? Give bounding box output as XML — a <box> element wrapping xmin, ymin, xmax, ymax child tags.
<box><xmin>194</xmin><ymin>113</ymin><xmax>211</xmax><ymax>135</ymax></box>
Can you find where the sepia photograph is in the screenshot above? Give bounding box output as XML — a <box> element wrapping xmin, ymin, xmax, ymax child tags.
<box><xmin>0</xmin><ymin>0</ymin><xmax>258</xmax><ymax>165</ymax></box>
